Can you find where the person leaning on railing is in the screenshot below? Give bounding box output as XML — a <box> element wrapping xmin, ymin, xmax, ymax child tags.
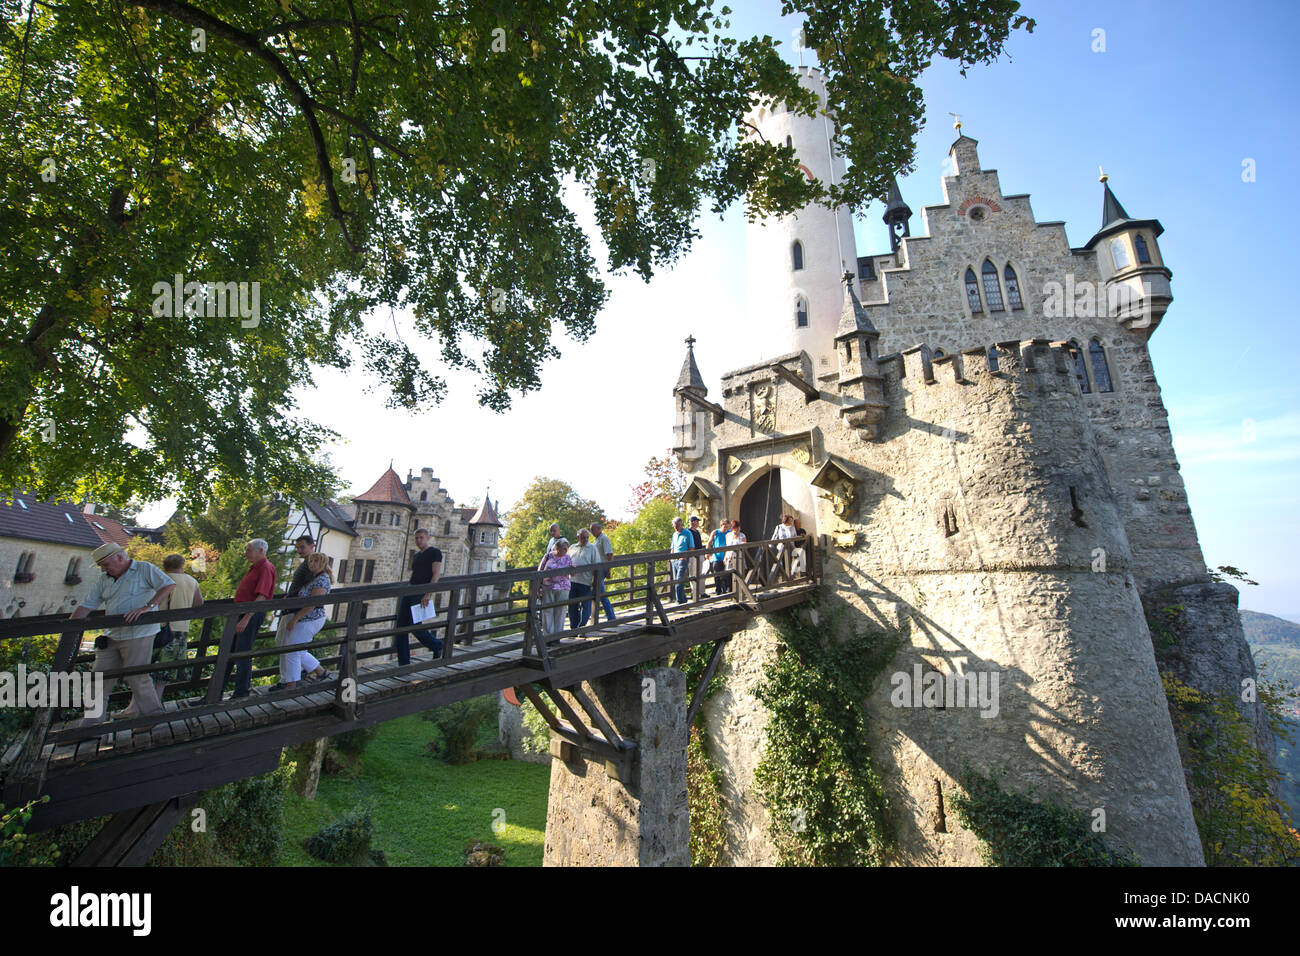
<box><xmin>220</xmin><ymin>539</ymin><xmax>276</xmax><ymax>701</ymax></box>
<box><xmin>537</xmin><ymin>540</ymin><xmax>573</xmax><ymax>636</ymax></box>
<box><xmin>710</xmin><ymin>518</ymin><xmax>731</xmax><ymax>596</ymax></box>
<box><xmin>590</xmin><ymin>521</ymin><xmax>617</xmax><ymax>622</ymax></box>
<box><xmin>68</xmin><ymin>542</ymin><xmax>176</xmax><ymax>725</ymax></box>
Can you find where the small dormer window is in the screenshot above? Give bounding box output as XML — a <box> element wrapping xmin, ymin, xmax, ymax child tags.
<box><xmin>1134</xmin><ymin>234</ymin><xmax>1151</xmax><ymax>264</ymax></box>
<box><xmin>795</xmin><ymin>297</ymin><xmax>808</xmax><ymax>329</ymax></box>
<box><xmin>792</xmin><ymin>240</ymin><xmax>804</xmax><ymax>271</ymax></box>
<box><xmin>965</xmin><ymin>268</ymin><xmax>982</xmax><ymax>314</ymax></box>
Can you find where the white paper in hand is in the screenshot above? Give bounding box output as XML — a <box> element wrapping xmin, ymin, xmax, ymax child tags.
<box><xmin>409</xmin><ymin>601</ymin><xmax>436</xmax><ymax>624</ymax></box>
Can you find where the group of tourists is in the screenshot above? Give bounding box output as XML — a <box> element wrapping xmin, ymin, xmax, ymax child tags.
<box><xmin>669</xmin><ymin>513</ymin><xmax>804</xmax><ymax>604</ymax></box>
<box><xmin>67</xmin><ymin>509</ymin><xmax>807</xmax><ymax>723</ymax></box>
<box><xmin>535</xmin><ymin>521</ymin><xmax>617</xmax><ymax>635</ymax></box>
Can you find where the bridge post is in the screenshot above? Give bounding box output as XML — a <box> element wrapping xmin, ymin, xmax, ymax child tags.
<box><xmin>542</xmin><ymin>666</ymin><xmax>688</xmax><ymax>867</ymax></box>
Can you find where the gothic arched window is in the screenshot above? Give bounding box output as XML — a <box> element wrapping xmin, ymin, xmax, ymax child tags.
<box><xmin>795</xmin><ymin>296</ymin><xmax>808</xmax><ymax>328</ymax></box>
<box><xmin>1134</xmin><ymin>234</ymin><xmax>1151</xmax><ymax>264</ymax></box>
<box><xmin>1004</xmin><ymin>264</ymin><xmax>1023</xmax><ymax>310</ymax></box>
<box><xmin>444</xmin><ymin>519</ymin><xmax>452</xmax><ymax>536</ymax></box>
<box><xmin>987</xmin><ymin>345</ymin><xmax>1000</xmax><ymax>371</ymax></box>
<box><xmin>792</xmin><ymin>240</ymin><xmax>804</xmax><ymax>271</ymax></box>
<box><xmin>420</xmin><ymin>491</ymin><xmax>428</xmax><ymax>501</ymax></box>
<box><xmin>982</xmin><ymin>260</ymin><xmax>1004</xmax><ymax>311</ymax></box>
<box><xmin>965</xmin><ymin>268</ymin><xmax>982</xmax><ymax>313</ymax></box>
<box><xmin>1068</xmin><ymin>340</ymin><xmax>1090</xmax><ymax>393</ymax></box>
<box><xmin>1089</xmin><ymin>339</ymin><xmax>1114</xmax><ymax>392</ymax></box>
<box><xmin>785</xmin><ymin>134</ymin><xmax>792</xmax><ymax>147</ymax></box>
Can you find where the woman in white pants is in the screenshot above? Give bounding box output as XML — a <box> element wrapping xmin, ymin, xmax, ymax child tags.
<box><xmin>276</xmin><ymin>552</ymin><xmax>332</xmax><ymax>688</ymax></box>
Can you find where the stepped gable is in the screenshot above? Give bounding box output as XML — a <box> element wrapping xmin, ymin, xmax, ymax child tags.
<box><xmin>0</xmin><ymin>494</ymin><xmax>104</xmax><ymax>549</ymax></box>
<box><xmin>353</xmin><ymin>466</ymin><xmax>413</xmax><ymax>508</ymax></box>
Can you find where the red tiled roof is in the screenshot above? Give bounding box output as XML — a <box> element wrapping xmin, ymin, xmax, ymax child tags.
<box><xmin>353</xmin><ymin>467</ymin><xmax>413</xmax><ymax>507</ymax></box>
<box><xmin>80</xmin><ymin>512</ymin><xmax>133</xmax><ymax>547</ymax></box>
<box><xmin>469</xmin><ymin>495</ymin><xmax>502</xmax><ymax>527</ymax></box>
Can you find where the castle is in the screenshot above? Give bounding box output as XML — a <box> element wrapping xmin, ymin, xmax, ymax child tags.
<box><xmin>670</xmin><ymin>66</ymin><xmax>1268</xmax><ymax>865</ymax></box>
<box><xmin>285</xmin><ymin>466</ymin><xmax>503</xmax><ymax>630</ymax></box>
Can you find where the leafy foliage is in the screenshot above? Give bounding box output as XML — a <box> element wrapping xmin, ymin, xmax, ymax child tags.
<box><xmin>752</xmin><ymin>601</ymin><xmax>899</xmax><ymax>865</ymax></box>
<box><xmin>609</xmin><ymin>497</ymin><xmax>684</xmax><ymax>558</ymax></box>
<box><xmin>0</xmin><ymin>796</ymin><xmax>61</xmax><ymax>866</ymax></box>
<box><xmin>500</xmin><ymin>477</ymin><xmax>605</xmax><ymax>570</ymax></box>
<box><xmin>1161</xmin><ymin>672</ymin><xmax>1300</xmax><ymax>866</ymax></box>
<box><xmin>949</xmin><ymin>770</ymin><xmax>1139</xmax><ymax>867</ymax></box>
<box><xmin>423</xmin><ymin>695</ymin><xmax>500</xmax><ymax>765</ymax></box>
<box><xmin>1</xmin><ymin>0</ymin><xmax>1032</xmax><ymax>506</ymax></box>
<box><xmin>628</xmin><ymin>451</ymin><xmax>688</xmax><ymax>511</ymax></box>
<box><xmin>686</xmin><ymin>726</ymin><xmax>728</xmax><ymax>866</ymax></box>
<box><xmin>303</xmin><ymin>804</ymin><xmax>378</xmax><ymax>864</ymax></box>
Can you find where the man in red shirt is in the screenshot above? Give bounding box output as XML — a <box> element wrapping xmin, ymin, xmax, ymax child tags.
<box><xmin>224</xmin><ymin>538</ymin><xmax>277</xmax><ymax>699</ymax></box>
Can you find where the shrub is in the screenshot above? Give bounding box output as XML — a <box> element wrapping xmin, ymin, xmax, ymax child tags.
<box><xmin>423</xmin><ymin>696</ymin><xmax>498</xmax><ymax>764</ymax></box>
<box><xmin>304</xmin><ymin>805</ymin><xmax>377</xmax><ymax>864</ymax></box>
<box><xmin>464</xmin><ymin>839</ymin><xmax>506</xmax><ymax>866</ymax></box>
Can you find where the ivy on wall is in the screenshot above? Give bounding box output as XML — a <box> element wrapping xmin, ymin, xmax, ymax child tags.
<box><xmin>949</xmin><ymin>769</ymin><xmax>1138</xmax><ymax>866</ymax></box>
<box><xmin>750</xmin><ymin>600</ymin><xmax>900</xmax><ymax>866</ymax></box>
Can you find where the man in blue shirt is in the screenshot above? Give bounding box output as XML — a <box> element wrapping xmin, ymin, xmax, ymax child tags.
<box><xmin>710</xmin><ymin>518</ymin><xmax>731</xmax><ymax>595</ymax></box>
<box><xmin>671</xmin><ymin>517</ymin><xmax>693</xmax><ymax>605</ymax></box>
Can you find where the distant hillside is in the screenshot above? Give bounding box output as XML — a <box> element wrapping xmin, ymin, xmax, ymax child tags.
<box><xmin>1240</xmin><ymin>610</ymin><xmax>1300</xmax><ymax>824</ymax></box>
<box><xmin>1241</xmin><ymin>610</ymin><xmax>1300</xmax><ymax>648</ymax></box>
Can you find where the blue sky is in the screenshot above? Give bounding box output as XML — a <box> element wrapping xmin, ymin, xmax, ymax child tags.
<box><xmin>140</xmin><ymin>2</ymin><xmax>1300</xmax><ymax>619</ymax></box>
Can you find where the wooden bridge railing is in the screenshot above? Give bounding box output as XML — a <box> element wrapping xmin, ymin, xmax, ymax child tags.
<box><xmin>0</xmin><ymin>535</ymin><xmax>819</xmax><ymax>765</ymax></box>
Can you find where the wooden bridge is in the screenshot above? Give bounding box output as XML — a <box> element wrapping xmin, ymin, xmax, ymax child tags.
<box><xmin>0</xmin><ymin>535</ymin><xmax>819</xmax><ymax>864</ymax></box>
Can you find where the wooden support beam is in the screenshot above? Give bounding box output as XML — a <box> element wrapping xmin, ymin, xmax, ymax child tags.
<box><xmin>685</xmin><ymin>639</ymin><xmax>729</xmax><ymax>730</ymax></box>
<box><xmin>567</xmin><ymin>684</ymin><xmax>625</xmax><ymax>750</ymax></box>
<box><xmin>770</xmin><ymin>362</ymin><xmax>821</xmax><ymax>403</ymax></box>
<box><xmin>677</xmin><ymin>388</ymin><xmax>726</xmax><ymax>425</ymax></box>
<box><xmin>73</xmin><ymin>791</ymin><xmax>198</xmax><ymax>866</ymax></box>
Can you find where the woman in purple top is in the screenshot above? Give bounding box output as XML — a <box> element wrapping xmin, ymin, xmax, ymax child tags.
<box><xmin>537</xmin><ymin>539</ymin><xmax>573</xmax><ymax>637</ymax></box>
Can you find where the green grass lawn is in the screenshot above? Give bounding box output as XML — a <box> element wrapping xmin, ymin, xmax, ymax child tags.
<box><xmin>279</xmin><ymin>713</ymin><xmax>551</xmax><ymax>866</ymax></box>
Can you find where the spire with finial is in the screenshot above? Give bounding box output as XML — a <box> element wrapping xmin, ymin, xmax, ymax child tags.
<box><xmin>675</xmin><ymin>334</ymin><xmax>706</xmax><ymax>393</ymax></box>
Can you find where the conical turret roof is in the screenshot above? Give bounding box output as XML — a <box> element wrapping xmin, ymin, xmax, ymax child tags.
<box><xmin>353</xmin><ymin>466</ymin><xmax>413</xmax><ymax>507</ymax></box>
<box><xmin>836</xmin><ymin>274</ymin><xmax>878</xmax><ymax>340</ymax></box>
<box><xmin>675</xmin><ymin>337</ymin><xmax>706</xmax><ymax>393</ymax></box>
<box><xmin>469</xmin><ymin>493</ymin><xmax>502</xmax><ymax>527</ymax></box>
<box><xmin>1084</xmin><ymin>180</ymin><xmax>1163</xmax><ymax>250</ymax></box>
<box><xmin>883</xmin><ymin>178</ymin><xmax>912</xmax><ymax>223</ymax></box>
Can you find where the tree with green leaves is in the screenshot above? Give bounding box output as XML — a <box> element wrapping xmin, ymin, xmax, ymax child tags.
<box><xmin>609</xmin><ymin>497</ymin><xmax>684</xmax><ymax>559</ymax></box>
<box><xmin>501</xmin><ymin>477</ymin><xmax>604</xmax><ymax>570</ymax></box>
<box><xmin>628</xmin><ymin>451</ymin><xmax>688</xmax><ymax>512</ymax></box>
<box><xmin>165</xmin><ymin>493</ymin><xmax>289</xmax><ymax>555</ymax></box>
<box><xmin>1</xmin><ymin>0</ymin><xmax>1033</xmax><ymax>507</ymax></box>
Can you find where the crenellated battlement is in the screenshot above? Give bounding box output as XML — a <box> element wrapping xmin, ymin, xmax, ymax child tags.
<box><xmin>887</xmin><ymin>338</ymin><xmax>1076</xmax><ymax>394</ymax></box>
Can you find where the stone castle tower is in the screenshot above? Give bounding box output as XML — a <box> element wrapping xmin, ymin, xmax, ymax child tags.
<box><xmin>343</xmin><ymin>466</ymin><xmax>503</xmax><ymax>634</ymax></box>
<box><xmin>670</xmin><ymin>68</ymin><xmax>1270</xmax><ymax>865</ymax></box>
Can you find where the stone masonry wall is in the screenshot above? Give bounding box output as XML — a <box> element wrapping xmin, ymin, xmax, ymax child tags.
<box><xmin>687</xmin><ymin>342</ymin><xmax>1204</xmax><ymax>865</ymax></box>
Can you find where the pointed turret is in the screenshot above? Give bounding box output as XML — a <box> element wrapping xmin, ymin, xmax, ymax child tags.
<box><xmin>468</xmin><ymin>492</ymin><xmax>502</xmax><ymax>528</ymax></box>
<box><xmin>675</xmin><ymin>335</ymin><xmax>707</xmax><ymax>394</ymax></box>
<box><xmin>835</xmin><ymin>273</ymin><xmax>888</xmax><ymax>441</ymax></box>
<box><xmin>882</xmin><ymin>178</ymin><xmax>912</xmax><ymax>253</ymax></box>
<box><xmin>1083</xmin><ymin>175</ymin><xmax>1172</xmax><ymax>339</ymax></box>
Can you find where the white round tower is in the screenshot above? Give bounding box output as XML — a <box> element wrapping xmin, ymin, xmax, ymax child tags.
<box><xmin>743</xmin><ymin>65</ymin><xmax>858</xmax><ymax>375</ymax></box>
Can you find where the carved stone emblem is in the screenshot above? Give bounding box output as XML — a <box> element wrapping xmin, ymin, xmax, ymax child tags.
<box><xmin>791</xmin><ymin>447</ymin><xmax>810</xmax><ymax>465</ymax></box>
<box><xmin>726</xmin><ymin>457</ymin><xmax>744</xmax><ymax>476</ymax></box>
<box><xmin>754</xmin><ymin>385</ymin><xmax>775</xmax><ymax>431</ymax></box>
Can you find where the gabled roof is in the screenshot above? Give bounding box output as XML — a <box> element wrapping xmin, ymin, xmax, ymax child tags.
<box><xmin>0</xmin><ymin>494</ymin><xmax>104</xmax><ymax>549</ymax></box>
<box><xmin>305</xmin><ymin>499</ymin><xmax>357</xmax><ymax>536</ymax></box>
<box><xmin>468</xmin><ymin>494</ymin><xmax>502</xmax><ymax>527</ymax></box>
<box><xmin>80</xmin><ymin>512</ymin><xmax>133</xmax><ymax>547</ymax></box>
<box><xmin>353</xmin><ymin>467</ymin><xmax>414</xmax><ymax>507</ymax></box>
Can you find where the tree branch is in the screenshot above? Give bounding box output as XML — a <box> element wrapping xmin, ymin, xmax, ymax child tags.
<box><xmin>134</xmin><ymin>0</ymin><xmax>358</xmax><ymax>253</ymax></box>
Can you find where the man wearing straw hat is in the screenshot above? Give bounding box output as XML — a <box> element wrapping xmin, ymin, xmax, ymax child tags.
<box><xmin>68</xmin><ymin>542</ymin><xmax>175</xmax><ymax>723</ymax></box>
